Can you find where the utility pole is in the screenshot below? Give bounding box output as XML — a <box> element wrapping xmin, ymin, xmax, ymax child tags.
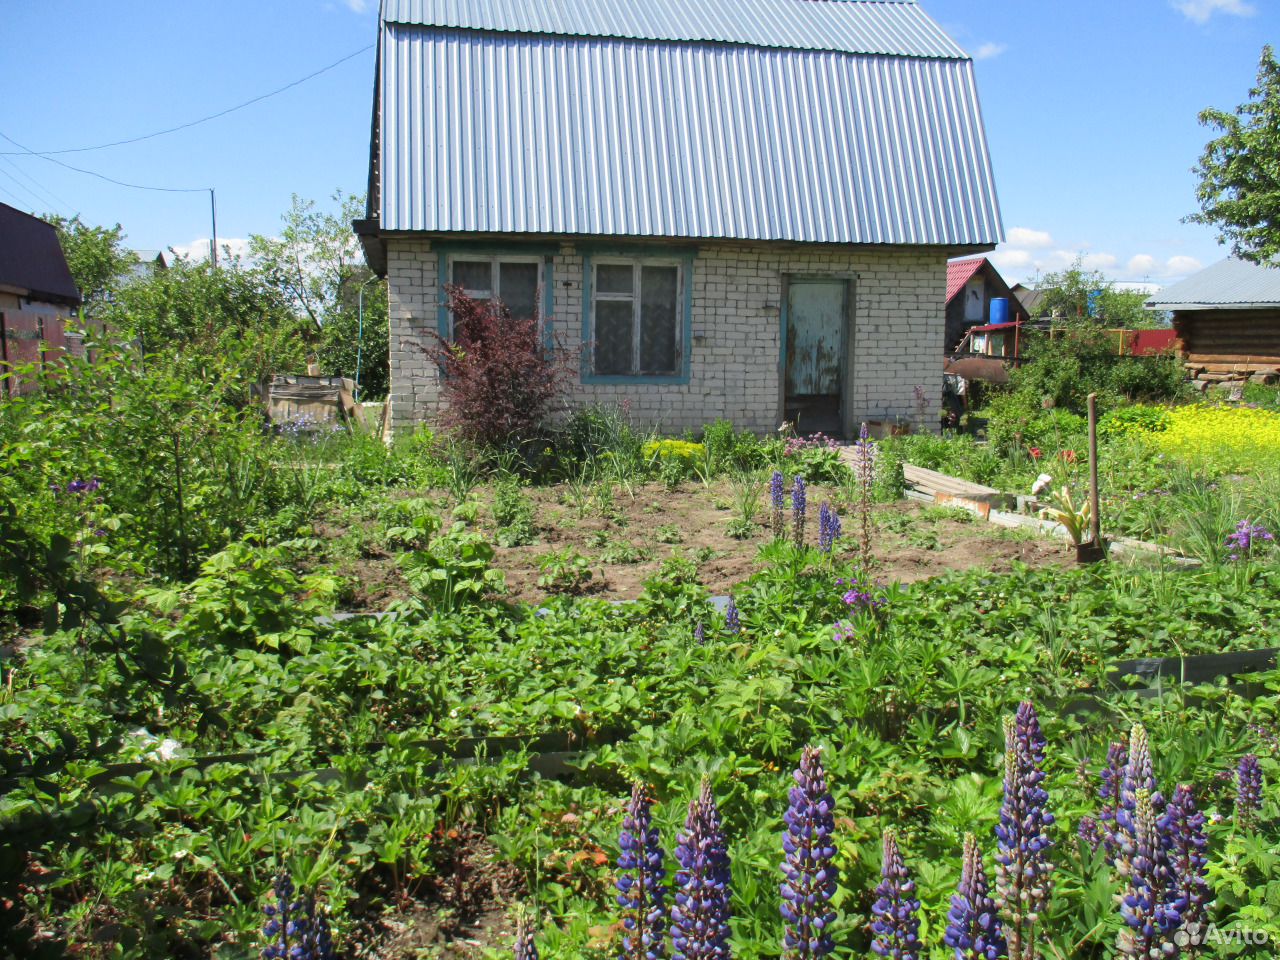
<box><xmin>209</xmin><ymin>188</ymin><xmax>218</xmax><ymax>268</ymax></box>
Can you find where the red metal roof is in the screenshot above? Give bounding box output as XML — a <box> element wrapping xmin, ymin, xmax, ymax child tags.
<box><xmin>946</xmin><ymin>256</ymin><xmax>986</xmax><ymax>304</ymax></box>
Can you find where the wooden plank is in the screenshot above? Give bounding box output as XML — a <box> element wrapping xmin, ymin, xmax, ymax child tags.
<box><xmin>903</xmin><ymin>464</ymin><xmax>1000</xmax><ymax>496</ymax></box>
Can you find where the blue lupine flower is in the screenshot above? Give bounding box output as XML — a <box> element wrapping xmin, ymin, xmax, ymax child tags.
<box><xmin>694</xmin><ymin>622</ymin><xmax>706</xmax><ymax>645</ymax></box>
<box><xmin>261</xmin><ymin>870</ymin><xmax>334</xmax><ymax>960</ymax></box>
<box><xmin>771</xmin><ymin>471</ymin><xmax>786</xmax><ymax>540</ymax></box>
<box><xmin>780</xmin><ymin>746</ymin><xmax>837</xmax><ymax>958</ymax></box>
<box><xmin>1116</xmin><ymin>790</ymin><xmax>1179</xmax><ymax>959</ymax></box>
<box><xmin>1158</xmin><ymin>784</ymin><xmax>1208</xmax><ymax>941</ymax></box>
<box><xmin>944</xmin><ymin>833</ymin><xmax>1005</xmax><ymax>960</ymax></box>
<box><xmin>1236</xmin><ymin>754</ymin><xmax>1263</xmax><ymax>827</ymax></box>
<box><xmin>817</xmin><ymin>503</ymin><xmax>841</xmax><ymax>554</ymax></box>
<box><xmin>671</xmin><ymin>779</ymin><xmax>732</xmax><ymax>960</ymax></box>
<box><xmin>1098</xmin><ymin>740</ymin><xmax>1128</xmax><ymax>863</ymax></box>
<box><xmin>1076</xmin><ymin>816</ymin><xmax>1102</xmax><ymax>855</ymax></box>
<box><xmin>724</xmin><ymin>597</ymin><xmax>741</xmax><ymax>635</ymax></box>
<box><xmin>515</xmin><ymin>907</ymin><xmax>539</xmax><ymax>960</ymax></box>
<box><xmin>994</xmin><ymin>702</ymin><xmax>1054</xmax><ymax>960</ymax></box>
<box><xmin>1116</xmin><ymin>724</ymin><xmax>1163</xmax><ymax>870</ymax></box>
<box><xmin>870</xmin><ymin>829</ymin><xmax>920</xmax><ymax>960</ymax></box>
<box><xmin>792</xmin><ymin>476</ymin><xmax>807</xmax><ymax>548</ymax></box>
<box><xmin>617</xmin><ymin>783</ymin><xmax>668</xmax><ymax>960</ymax></box>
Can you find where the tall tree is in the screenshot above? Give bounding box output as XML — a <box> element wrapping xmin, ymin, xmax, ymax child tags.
<box><xmin>1030</xmin><ymin>261</ymin><xmax>1156</xmax><ymax>328</ymax></box>
<box><xmin>45</xmin><ymin>214</ymin><xmax>136</xmax><ymax>318</ymax></box>
<box><xmin>1186</xmin><ymin>45</ymin><xmax>1280</xmax><ymax>266</ymax></box>
<box><xmin>250</xmin><ymin>191</ymin><xmax>389</xmax><ymax>397</ymax></box>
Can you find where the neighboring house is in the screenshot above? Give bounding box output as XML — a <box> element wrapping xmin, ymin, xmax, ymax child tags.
<box><xmin>0</xmin><ymin>202</ymin><xmax>83</xmax><ymax>393</ymax></box>
<box><xmin>127</xmin><ymin>249</ymin><xmax>168</xmax><ymax>284</ymax></box>
<box><xmin>1010</xmin><ymin>283</ymin><xmax>1048</xmax><ymax>320</ymax></box>
<box><xmin>1146</xmin><ymin>257</ymin><xmax>1280</xmax><ymax>387</ymax></box>
<box><xmin>944</xmin><ymin>256</ymin><xmax>1021</xmax><ymax>352</ymax></box>
<box><xmin>355</xmin><ymin>0</ymin><xmax>1003</xmax><ymax>438</ymax></box>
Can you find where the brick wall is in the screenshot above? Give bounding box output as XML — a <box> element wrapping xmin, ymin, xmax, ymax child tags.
<box><xmin>386</xmin><ymin>239</ymin><xmax>946</xmax><ymax>435</ymax></box>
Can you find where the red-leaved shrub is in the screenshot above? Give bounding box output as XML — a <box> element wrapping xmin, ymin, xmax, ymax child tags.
<box><xmin>424</xmin><ymin>285</ymin><xmax>572</xmax><ymax>448</ymax></box>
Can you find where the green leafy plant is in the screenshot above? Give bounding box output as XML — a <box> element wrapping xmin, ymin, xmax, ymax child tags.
<box><xmin>535</xmin><ymin>547</ymin><xmax>594</xmax><ymax>594</ymax></box>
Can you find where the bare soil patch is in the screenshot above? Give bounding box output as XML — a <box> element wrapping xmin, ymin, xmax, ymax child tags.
<box><xmin>316</xmin><ymin>480</ymin><xmax>1069</xmax><ymax>610</ymax></box>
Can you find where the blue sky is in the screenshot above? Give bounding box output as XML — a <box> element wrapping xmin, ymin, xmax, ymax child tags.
<box><xmin>1</xmin><ymin>0</ymin><xmax>1275</xmax><ymax>288</ymax></box>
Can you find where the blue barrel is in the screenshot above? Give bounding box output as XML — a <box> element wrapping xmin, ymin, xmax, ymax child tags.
<box><xmin>990</xmin><ymin>297</ymin><xmax>1010</xmax><ymax>325</ymax></box>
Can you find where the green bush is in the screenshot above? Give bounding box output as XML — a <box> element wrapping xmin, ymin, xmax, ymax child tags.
<box><xmin>1097</xmin><ymin>404</ymin><xmax>1173</xmax><ymax>439</ymax></box>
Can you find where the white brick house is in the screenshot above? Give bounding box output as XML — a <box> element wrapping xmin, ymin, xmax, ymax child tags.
<box><xmin>356</xmin><ymin>0</ymin><xmax>1003</xmax><ymax>437</ymax></box>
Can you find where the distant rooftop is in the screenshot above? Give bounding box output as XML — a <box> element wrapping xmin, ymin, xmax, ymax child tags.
<box><xmin>1146</xmin><ymin>257</ymin><xmax>1280</xmax><ymax>310</ymax></box>
<box><xmin>0</xmin><ymin>202</ymin><xmax>81</xmax><ymax>306</ymax></box>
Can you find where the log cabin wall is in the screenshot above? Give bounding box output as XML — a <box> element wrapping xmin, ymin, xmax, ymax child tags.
<box><xmin>1173</xmin><ymin>308</ymin><xmax>1280</xmax><ymax>384</ymax></box>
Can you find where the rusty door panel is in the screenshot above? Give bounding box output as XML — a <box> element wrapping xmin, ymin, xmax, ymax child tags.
<box><xmin>785</xmin><ymin>281</ymin><xmax>845</xmax><ymax>396</ymax></box>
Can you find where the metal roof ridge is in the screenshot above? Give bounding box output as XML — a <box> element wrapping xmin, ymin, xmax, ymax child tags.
<box><xmin>379</xmin><ymin>22</ymin><xmax>972</xmax><ymax>63</ymax></box>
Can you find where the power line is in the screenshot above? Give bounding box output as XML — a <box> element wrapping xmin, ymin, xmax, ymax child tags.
<box><xmin>0</xmin><ymin>132</ymin><xmax>220</xmax><ymax>266</ymax></box>
<box><xmin>0</xmin><ymin>131</ymin><xmax>210</xmax><ymax>193</ymax></box>
<box><xmin>0</xmin><ymin>155</ymin><xmax>72</xmax><ymax>213</ymax></box>
<box><xmin>0</xmin><ymin>44</ymin><xmax>373</xmax><ymax>157</ymax></box>
<box><xmin>0</xmin><ymin>174</ymin><xmax>30</xmax><ymax>209</ymax></box>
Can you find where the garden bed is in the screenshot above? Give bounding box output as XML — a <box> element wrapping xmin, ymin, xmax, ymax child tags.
<box><xmin>313</xmin><ymin>480</ymin><xmax>1069</xmax><ymax>608</ymax></box>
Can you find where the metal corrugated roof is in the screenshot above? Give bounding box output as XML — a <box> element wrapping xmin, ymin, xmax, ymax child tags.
<box><xmin>381</xmin><ymin>0</ymin><xmax>967</xmax><ymax>60</ymax></box>
<box><xmin>377</xmin><ymin>24</ymin><xmax>1003</xmax><ymax>245</ymax></box>
<box><xmin>1146</xmin><ymin>257</ymin><xmax>1280</xmax><ymax>310</ymax></box>
<box><xmin>946</xmin><ymin>256</ymin><xmax>986</xmax><ymax>302</ymax></box>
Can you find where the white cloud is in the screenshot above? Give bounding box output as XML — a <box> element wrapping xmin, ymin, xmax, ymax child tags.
<box><xmin>972</xmin><ymin>42</ymin><xmax>1007</xmax><ymax>61</ymax></box>
<box><xmin>1080</xmin><ymin>252</ymin><xmax>1119</xmax><ymax>272</ymax></box>
<box><xmin>1173</xmin><ymin>0</ymin><xmax>1255</xmax><ymax>23</ymax></box>
<box><xmin>170</xmin><ymin>237</ymin><xmax>255</xmax><ymax>263</ymax></box>
<box><xmin>1165</xmin><ymin>255</ymin><xmax>1204</xmax><ymax>277</ymax></box>
<box><xmin>342</xmin><ymin>0</ymin><xmax>373</xmax><ymax>11</ymax></box>
<box><xmin>1126</xmin><ymin>254</ymin><xmax>1160</xmax><ymax>277</ymax></box>
<box><xmin>1006</xmin><ymin>226</ymin><xmax>1054</xmax><ymax>249</ymax></box>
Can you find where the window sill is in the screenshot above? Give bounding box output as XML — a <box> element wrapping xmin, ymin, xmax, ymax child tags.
<box><xmin>581</xmin><ymin>372</ymin><xmax>690</xmax><ymax>386</ymax></box>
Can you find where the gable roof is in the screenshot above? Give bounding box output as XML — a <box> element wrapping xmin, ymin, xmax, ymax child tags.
<box><xmin>1145</xmin><ymin>257</ymin><xmax>1280</xmax><ymax>311</ymax></box>
<box><xmin>368</xmin><ymin>0</ymin><xmax>1003</xmax><ymax>247</ymax></box>
<box><xmin>381</xmin><ymin>0</ymin><xmax>967</xmax><ymax>59</ymax></box>
<box><xmin>946</xmin><ymin>256</ymin><xmax>986</xmax><ymax>303</ymax></box>
<box><xmin>0</xmin><ymin>203</ymin><xmax>81</xmax><ymax>306</ymax></box>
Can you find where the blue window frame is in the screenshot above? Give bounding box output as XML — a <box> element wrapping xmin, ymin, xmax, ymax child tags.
<box><xmin>434</xmin><ymin>246</ymin><xmax>556</xmax><ymax>343</ymax></box>
<box><xmin>582</xmin><ymin>251</ymin><xmax>694</xmax><ymax>384</ymax></box>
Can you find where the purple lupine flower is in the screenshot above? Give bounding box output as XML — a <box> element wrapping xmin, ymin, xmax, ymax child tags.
<box><xmin>945</xmin><ymin>833</ymin><xmax>1005</xmax><ymax>960</ymax></box>
<box><xmin>617</xmin><ymin>783</ymin><xmax>668</xmax><ymax>960</ymax></box>
<box><xmin>671</xmin><ymin>779</ymin><xmax>732</xmax><ymax>960</ymax></box>
<box><xmin>870</xmin><ymin>829</ymin><xmax>920</xmax><ymax>960</ymax></box>
<box><xmin>515</xmin><ymin>907</ymin><xmax>539</xmax><ymax>960</ymax></box>
<box><xmin>994</xmin><ymin>702</ymin><xmax>1054</xmax><ymax>960</ymax></box>
<box><xmin>817</xmin><ymin>502</ymin><xmax>841</xmax><ymax>554</ymax></box>
<box><xmin>1225</xmin><ymin>519</ymin><xmax>1274</xmax><ymax>560</ymax></box>
<box><xmin>724</xmin><ymin>598</ymin><xmax>741</xmax><ymax>635</ymax></box>
<box><xmin>1076</xmin><ymin>816</ymin><xmax>1102</xmax><ymax>855</ymax></box>
<box><xmin>1158</xmin><ymin>785</ymin><xmax>1209</xmax><ymax>942</ymax></box>
<box><xmin>770</xmin><ymin>471</ymin><xmax>787</xmax><ymax>540</ymax></box>
<box><xmin>1099</xmin><ymin>740</ymin><xmax>1128</xmax><ymax>863</ymax></box>
<box><xmin>261</xmin><ymin>870</ymin><xmax>334</xmax><ymax>960</ymax></box>
<box><xmin>694</xmin><ymin>622</ymin><xmax>706</xmax><ymax>645</ymax></box>
<box><xmin>791</xmin><ymin>476</ymin><xmax>807</xmax><ymax>548</ymax></box>
<box><xmin>1236</xmin><ymin>754</ymin><xmax>1263</xmax><ymax>827</ymax></box>
<box><xmin>1116</xmin><ymin>790</ymin><xmax>1180</xmax><ymax>959</ymax></box>
<box><xmin>780</xmin><ymin>746</ymin><xmax>837</xmax><ymax>958</ymax></box>
<box><xmin>840</xmin><ymin>578</ymin><xmax>885</xmax><ymax>612</ymax></box>
<box><xmin>1116</xmin><ymin>725</ymin><xmax>1163</xmax><ymax>872</ymax></box>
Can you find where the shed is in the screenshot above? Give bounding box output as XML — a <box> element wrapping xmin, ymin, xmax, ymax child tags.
<box><xmin>0</xmin><ymin>203</ymin><xmax>82</xmax><ymax>394</ymax></box>
<box><xmin>944</xmin><ymin>256</ymin><xmax>1021</xmax><ymax>352</ymax></box>
<box><xmin>1145</xmin><ymin>257</ymin><xmax>1280</xmax><ymax>386</ymax></box>
<box><xmin>356</xmin><ymin>0</ymin><xmax>1003</xmax><ymax>438</ymax></box>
